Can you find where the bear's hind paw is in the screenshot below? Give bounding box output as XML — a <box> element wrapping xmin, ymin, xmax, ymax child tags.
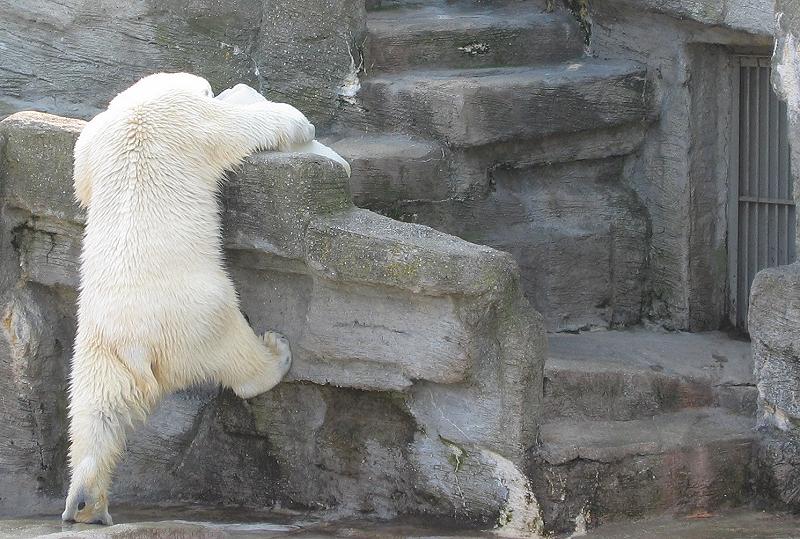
<box><xmin>261</xmin><ymin>330</ymin><xmax>291</xmax><ymax>368</ymax></box>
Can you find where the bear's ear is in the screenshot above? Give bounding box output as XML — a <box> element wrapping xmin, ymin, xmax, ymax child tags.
<box><xmin>73</xmin><ymin>161</ymin><xmax>92</xmax><ymax>208</ymax></box>
<box><xmin>73</xmin><ymin>139</ymin><xmax>93</xmax><ymax>209</ymax></box>
<box><xmin>73</xmin><ymin>117</ymin><xmax>103</xmax><ymax>209</ymax></box>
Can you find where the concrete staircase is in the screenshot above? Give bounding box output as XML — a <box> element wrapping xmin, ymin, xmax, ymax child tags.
<box><xmin>331</xmin><ymin>1</ymin><xmax>758</xmax><ymax>535</ymax></box>
<box><xmin>531</xmin><ymin>329</ymin><xmax>756</xmax><ymax>533</ymax></box>
<box><xmin>330</xmin><ymin>0</ymin><xmax>653</xmax><ymax>332</ymax></box>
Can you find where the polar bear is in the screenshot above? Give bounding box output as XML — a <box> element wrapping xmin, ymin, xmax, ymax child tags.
<box><xmin>61</xmin><ymin>72</ymin><xmax>316</xmax><ymax>525</ymax></box>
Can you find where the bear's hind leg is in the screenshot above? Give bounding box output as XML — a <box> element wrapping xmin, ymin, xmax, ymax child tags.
<box><xmin>63</xmin><ymin>342</ymin><xmax>160</xmax><ymax>525</ymax></box>
<box><xmin>212</xmin><ymin>312</ymin><xmax>292</xmax><ymax>400</ymax></box>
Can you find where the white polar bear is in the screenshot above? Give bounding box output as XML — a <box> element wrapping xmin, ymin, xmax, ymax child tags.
<box><xmin>62</xmin><ymin>72</ymin><xmax>316</xmax><ymax>525</ymax></box>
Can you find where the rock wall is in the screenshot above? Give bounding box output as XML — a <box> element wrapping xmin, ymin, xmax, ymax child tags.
<box><xmin>0</xmin><ymin>0</ymin><xmax>779</xmax><ymax>334</ymax></box>
<box><xmin>749</xmin><ymin>0</ymin><xmax>800</xmax><ymax>509</ymax></box>
<box><xmin>0</xmin><ymin>112</ymin><xmax>546</xmax><ymax>533</ymax></box>
<box><xmin>0</xmin><ymin>0</ymin><xmax>365</xmax><ymax>126</ymax></box>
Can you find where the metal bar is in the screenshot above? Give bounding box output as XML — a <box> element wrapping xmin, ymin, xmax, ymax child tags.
<box><xmin>741</xmin><ymin>66</ymin><xmax>750</xmax><ymax>198</ymax></box>
<box><xmin>770</xmin><ymin>77</ymin><xmax>779</xmax><ymax>200</ymax></box>
<box><xmin>728</xmin><ymin>59</ymin><xmax>742</xmax><ymax>324</ymax></box>
<box><xmin>769</xmin><ymin>75</ymin><xmax>779</xmax><ymax>267</ymax></box>
<box><xmin>761</xmin><ymin>66</ymin><xmax>770</xmax><ymax>199</ymax></box>
<box><xmin>779</xmin><ymin>100</ymin><xmax>788</xmax><ymax>200</ymax></box>
<box><xmin>751</xmin><ymin>67</ymin><xmax>762</xmax><ymax>278</ymax></box>
<box><xmin>779</xmin><ymin>205</ymin><xmax>788</xmax><ymax>265</ymax></box>
<box><xmin>770</xmin><ymin>204</ymin><xmax>778</xmax><ymax>265</ymax></box>
<box><xmin>749</xmin><ymin>200</ymin><xmax>758</xmax><ymax>325</ymax></box>
<box><xmin>779</xmin><ymin>99</ymin><xmax>795</xmax><ymax>261</ymax></box>
<box><xmin>759</xmin><ymin>67</ymin><xmax>770</xmax><ymax>270</ymax></box>
<box><xmin>739</xmin><ymin>64</ymin><xmax>750</xmax><ymax>326</ymax></box>
<box><xmin>750</xmin><ymin>67</ymin><xmax>760</xmax><ymax>200</ymax></box>
<box><xmin>791</xmin><ymin>205</ymin><xmax>797</xmax><ymax>262</ymax></box>
<box><xmin>738</xmin><ymin>196</ymin><xmax>796</xmax><ymax>205</ymax></box>
<box><xmin>739</xmin><ymin>201</ymin><xmax>749</xmax><ymax>327</ymax></box>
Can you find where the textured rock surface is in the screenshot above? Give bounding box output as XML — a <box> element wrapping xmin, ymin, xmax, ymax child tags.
<box><xmin>0</xmin><ymin>1</ymin><xmax>366</xmax><ymax>126</ymax></box>
<box><xmin>750</xmin><ymin>264</ymin><xmax>800</xmax><ymax>508</ymax></box>
<box><xmin>7</xmin><ymin>506</ymin><xmax>800</xmax><ymax>538</ymax></box>
<box><xmin>0</xmin><ymin>112</ymin><xmax>545</xmax><ymax>533</ymax></box>
<box><xmin>337</xmin><ymin>0</ymin><xmax>776</xmax><ymax>332</ymax></box>
<box><xmin>773</xmin><ymin>0</ymin><xmax>800</xmax><ymax>246</ymax></box>
<box><xmin>1</xmin><ymin>0</ymin><xmax>777</xmax><ymax>335</ymax></box>
<box><xmin>606</xmin><ymin>0</ymin><xmax>774</xmax><ymax>35</ymax></box>
<box><xmin>366</xmin><ymin>4</ymin><xmax>583</xmax><ymax>73</ymax></box>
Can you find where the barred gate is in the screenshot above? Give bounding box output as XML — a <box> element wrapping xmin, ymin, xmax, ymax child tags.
<box><xmin>729</xmin><ymin>55</ymin><xmax>795</xmax><ymax>330</ymax></box>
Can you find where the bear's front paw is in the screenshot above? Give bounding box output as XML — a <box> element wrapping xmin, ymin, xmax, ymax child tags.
<box><xmin>215</xmin><ymin>83</ymin><xmax>267</xmax><ymax>105</ymax></box>
<box><xmin>270</xmin><ymin>103</ymin><xmax>315</xmax><ymax>149</ymax></box>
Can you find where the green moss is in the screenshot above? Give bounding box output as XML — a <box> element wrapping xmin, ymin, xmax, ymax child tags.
<box><xmin>375</xmin><ymin>205</ymin><xmax>416</xmax><ymax>223</ymax></box>
<box><xmin>383</xmin><ymin>257</ymin><xmax>420</xmax><ymax>284</ymax></box>
<box><xmin>439</xmin><ymin>436</ymin><xmax>467</xmax><ymax>473</ymax></box>
<box><xmin>565</xmin><ymin>0</ymin><xmax>591</xmax><ymax>46</ymax></box>
<box><xmin>496</xmin><ymin>507</ymin><xmax>514</xmax><ymax>527</ymax></box>
<box><xmin>713</xmin><ymin>245</ymin><xmax>727</xmax><ymax>273</ymax></box>
<box><xmin>187</xmin><ymin>15</ymin><xmax>239</xmax><ymax>39</ymax></box>
<box><xmin>153</xmin><ymin>23</ymin><xmax>173</xmax><ymax>48</ymax></box>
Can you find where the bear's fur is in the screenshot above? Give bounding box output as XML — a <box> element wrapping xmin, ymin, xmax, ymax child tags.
<box><xmin>62</xmin><ymin>73</ymin><xmax>313</xmax><ymax>525</ymax></box>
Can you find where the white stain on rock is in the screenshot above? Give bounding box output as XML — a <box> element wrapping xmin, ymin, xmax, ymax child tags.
<box><xmin>458</xmin><ymin>42</ymin><xmax>489</xmax><ymax>55</ymax></box>
<box><xmin>488</xmin><ymin>449</ymin><xmax>544</xmax><ymax>538</ymax></box>
<box><xmin>774</xmin><ymin>23</ymin><xmax>800</xmax><ymax>115</ymax></box>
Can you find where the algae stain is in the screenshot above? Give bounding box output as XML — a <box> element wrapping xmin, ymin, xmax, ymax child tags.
<box><xmin>566</xmin><ymin>0</ymin><xmax>591</xmax><ymax>46</ymax></box>
<box><xmin>439</xmin><ymin>435</ymin><xmax>467</xmax><ymax>473</ymax></box>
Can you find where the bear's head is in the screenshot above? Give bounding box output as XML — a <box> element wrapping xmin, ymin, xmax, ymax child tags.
<box><xmin>108</xmin><ymin>72</ymin><xmax>214</xmax><ymax>111</ymax></box>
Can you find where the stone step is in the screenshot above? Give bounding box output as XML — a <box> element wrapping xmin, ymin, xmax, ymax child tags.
<box><xmin>380</xmin><ymin>158</ymin><xmax>651</xmax><ymax>331</ymax></box>
<box><xmin>529</xmin><ymin>408</ymin><xmax>756</xmax><ymax>534</ymax></box>
<box><xmin>326</xmin><ymin>134</ymin><xmax>451</xmax><ymax>209</ymax></box>
<box><xmin>368</xmin><ymin>0</ymin><xmax>552</xmax><ymax>11</ymax></box>
<box><xmin>366</xmin><ymin>5</ymin><xmax>583</xmax><ymax>73</ymax></box>
<box><xmin>544</xmin><ymin>329</ymin><xmax>757</xmax><ymax>421</ymax></box>
<box><xmin>357</xmin><ymin>60</ymin><xmax>651</xmax><ymax>147</ymax></box>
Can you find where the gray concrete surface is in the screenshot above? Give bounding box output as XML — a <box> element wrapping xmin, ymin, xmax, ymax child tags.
<box><xmin>582</xmin><ymin>509</ymin><xmax>800</xmax><ymax>539</ymax></box>
<box><xmin>2</xmin><ymin>508</ymin><xmax>800</xmax><ymax>538</ymax></box>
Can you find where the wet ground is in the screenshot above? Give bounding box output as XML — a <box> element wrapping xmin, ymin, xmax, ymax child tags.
<box><xmin>2</xmin><ymin>505</ymin><xmax>800</xmax><ymax>538</ymax></box>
